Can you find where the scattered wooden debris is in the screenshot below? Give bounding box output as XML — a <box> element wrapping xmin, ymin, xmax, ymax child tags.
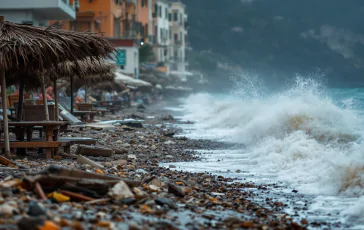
<box><xmin>77</xmin><ymin>155</ymin><xmax>105</xmax><ymax>170</ymax></box>
<box><xmin>75</xmin><ymin>145</ymin><xmax>114</xmax><ymax>157</ymax></box>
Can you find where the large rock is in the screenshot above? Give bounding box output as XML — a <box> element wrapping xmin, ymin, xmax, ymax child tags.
<box><xmin>108</xmin><ymin>181</ymin><xmax>135</xmax><ymax>200</ymax></box>
<box><xmin>27</xmin><ymin>201</ymin><xmax>47</xmax><ymax>216</ymax></box>
<box><xmin>167</xmin><ymin>183</ymin><xmax>185</xmax><ymax>197</ymax></box>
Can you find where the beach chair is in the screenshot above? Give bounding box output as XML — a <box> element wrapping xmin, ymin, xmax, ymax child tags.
<box><xmin>59</xmin><ymin>97</ymin><xmax>96</xmax><ymax>123</ymax></box>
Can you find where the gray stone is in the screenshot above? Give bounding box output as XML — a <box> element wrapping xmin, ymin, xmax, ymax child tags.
<box><xmin>155</xmin><ymin>198</ymin><xmax>178</xmax><ymax>209</ymax></box>
<box><xmin>27</xmin><ymin>201</ymin><xmax>46</xmax><ymax>216</ymax></box>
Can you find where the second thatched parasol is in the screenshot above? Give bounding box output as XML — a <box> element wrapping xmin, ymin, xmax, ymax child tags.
<box><xmin>8</xmin><ymin>58</ymin><xmax>115</xmax><ymax>121</ymax></box>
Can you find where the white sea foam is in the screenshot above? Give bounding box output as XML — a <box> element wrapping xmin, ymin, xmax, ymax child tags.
<box><xmin>178</xmin><ymin>76</ymin><xmax>364</xmax><ymax>218</ymax></box>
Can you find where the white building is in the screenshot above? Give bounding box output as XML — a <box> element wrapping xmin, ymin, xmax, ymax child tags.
<box><xmin>168</xmin><ymin>0</ymin><xmax>187</xmax><ymax>80</ymax></box>
<box><xmin>0</xmin><ymin>0</ymin><xmax>77</xmax><ymax>26</ymax></box>
<box><xmin>108</xmin><ymin>39</ymin><xmax>140</xmax><ymax>79</ymax></box>
<box><xmin>153</xmin><ymin>0</ymin><xmax>170</xmax><ymax>64</ymax></box>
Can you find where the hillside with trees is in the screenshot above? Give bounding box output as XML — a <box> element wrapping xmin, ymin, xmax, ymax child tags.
<box><xmin>184</xmin><ymin>0</ymin><xmax>364</xmax><ymax>89</ymax></box>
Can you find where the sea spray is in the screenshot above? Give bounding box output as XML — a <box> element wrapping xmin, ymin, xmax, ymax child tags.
<box><xmin>181</xmin><ymin>76</ymin><xmax>364</xmax><ymax>212</ymax></box>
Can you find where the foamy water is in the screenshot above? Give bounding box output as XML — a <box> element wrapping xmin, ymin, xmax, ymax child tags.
<box><xmin>166</xmin><ymin>77</ymin><xmax>364</xmax><ymax>228</ymax></box>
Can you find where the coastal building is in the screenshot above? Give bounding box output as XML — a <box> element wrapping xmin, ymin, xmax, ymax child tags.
<box><xmin>168</xmin><ymin>0</ymin><xmax>188</xmax><ymax>80</ymax></box>
<box><xmin>152</xmin><ymin>0</ymin><xmax>170</xmax><ymax>66</ymax></box>
<box><xmin>108</xmin><ymin>39</ymin><xmax>140</xmax><ymax>79</ymax></box>
<box><xmin>54</xmin><ymin>0</ymin><xmax>140</xmax><ymax>79</ymax></box>
<box><xmin>0</xmin><ymin>0</ymin><xmax>77</xmax><ymax>26</ymax></box>
<box><xmin>119</xmin><ymin>0</ymin><xmax>138</xmax><ymax>38</ymax></box>
<box><xmin>57</xmin><ymin>0</ymin><xmax>130</xmax><ymax>37</ymax></box>
<box><xmin>137</xmin><ymin>0</ymin><xmax>153</xmax><ymax>44</ymax></box>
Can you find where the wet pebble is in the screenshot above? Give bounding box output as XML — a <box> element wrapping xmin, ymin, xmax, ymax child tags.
<box><xmin>27</xmin><ymin>201</ymin><xmax>47</xmax><ymax>216</ymax></box>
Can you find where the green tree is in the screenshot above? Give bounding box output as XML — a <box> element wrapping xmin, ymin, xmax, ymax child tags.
<box><xmin>139</xmin><ymin>44</ymin><xmax>155</xmax><ymax>63</ymax></box>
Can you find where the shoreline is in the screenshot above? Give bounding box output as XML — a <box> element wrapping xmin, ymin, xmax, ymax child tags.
<box><xmin>0</xmin><ymin>102</ymin><xmax>320</xmax><ymax>229</ymax></box>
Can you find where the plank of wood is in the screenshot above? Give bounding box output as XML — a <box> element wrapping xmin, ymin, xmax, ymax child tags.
<box><xmin>59</xmin><ymin>137</ymin><xmax>96</xmax><ymax>145</ymax></box>
<box><xmin>0</xmin><ymin>156</ymin><xmax>16</xmax><ymax>166</ymax></box>
<box><xmin>60</xmin><ymin>190</ymin><xmax>94</xmax><ymax>201</ymax></box>
<box><xmin>77</xmin><ymin>155</ymin><xmax>105</xmax><ymax>170</ymax></box>
<box><xmin>6</xmin><ymin>121</ymin><xmax>64</xmax><ymax>126</ymax></box>
<box><xmin>75</xmin><ymin>145</ymin><xmax>114</xmax><ymax>157</ymax></box>
<box><xmin>35</xmin><ymin>182</ymin><xmax>47</xmax><ymax>200</ymax></box>
<box><xmin>0</xmin><ymin>141</ymin><xmax>61</xmax><ymax>148</ymax></box>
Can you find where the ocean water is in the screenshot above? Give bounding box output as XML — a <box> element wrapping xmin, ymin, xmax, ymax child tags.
<box><xmin>165</xmin><ymin>77</ymin><xmax>364</xmax><ymax>228</ymax></box>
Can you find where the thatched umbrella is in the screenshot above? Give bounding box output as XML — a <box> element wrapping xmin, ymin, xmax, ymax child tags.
<box><xmin>10</xmin><ymin>58</ymin><xmax>115</xmax><ymax>120</ymax></box>
<box><xmin>50</xmin><ymin>58</ymin><xmax>115</xmax><ymax>118</ymax></box>
<box><xmin>55</xmin><ymin>63</ymin><xmax>115</xmax><ymax>116</ymax></box>
<box><xmin>0</xmin><ymin>21</ymin><xmax>114</xmax><ymax>71</ymax></box>
<box><xmin>92</xmin><ymin>81</ymin><xmax>126</xmax><ymax>93</ymax></box>
<box><xmin>0</xmin><ymin>19</ymin><xmax>115</xmax><ymax>157</ymax></box>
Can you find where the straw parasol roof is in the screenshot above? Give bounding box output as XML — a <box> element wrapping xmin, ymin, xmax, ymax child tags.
<box><xmin>54</xmin><ymin>57</ymin><xmax>116</xmax><ymax>80</ymax></box>
<box><xmin>92</xmin><ymin>81</ymin><xmax>126</xmax><ymax>93</ymax></box>
<box><xmin>60</xmin><ymin>73</ymin><xmax>116</xmax><ymax>93</ymax></box>
<box><xmin>0</xmin><ymin>21</ymin><xmax>115</xmax><ymax>72</ymax></box>
<box><xmin>8</xmin><ymin>58</ymin><xmax>116</xmax><ymax>89</ymax></box>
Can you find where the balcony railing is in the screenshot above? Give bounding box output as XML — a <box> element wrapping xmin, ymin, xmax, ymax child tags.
<box><xmin>172</xmin><ymin>56</ymin><xmax>184</xmax><ymax>62</ymax></box>
<box><xmin>125</xmin><ymin>0</ymin><xmax>137</xmax><ymax>5</ymax></box>
<box><xmin>61</xmin><ymin>0</ymin><xmax>79</xmax><ymax>10</ymax></box>
<box><xmin>174</xmin><ymin>40</ymin><xmax>183</xmax><ymax>46</ymax></box>
<box><xmin>1</xmin><ymin>0</ymin><xmax>77</xmax><ymax>20</ymax></box>
<box><xmin>123</xmin><ymin>14</ymin><xmax>136</xmax><ymax>22</ymax></box>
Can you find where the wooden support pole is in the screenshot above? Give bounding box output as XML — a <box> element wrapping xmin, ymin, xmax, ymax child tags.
<box><xmin>85</xmin><ymin>85</ymin><xmax>88</xmax><ymax>103</ymax></box>
<box><xmin>1</xmin><ymin>70</ymin><xmax>10</xmax><ymax>158</ymax></box>
<box><xmin>16</xmin><ymin>80</ymin><xmax>24</xmax><ymax>121</ymax></box>
<box><xmin>41</xmin><ymin>76</ymin><xmax>49</xmax><ymax>121</ymax></box>
<box><xmin>0</xmin><ymin>17</ymin><xmax>10</xmax><ymax>157</ymax></box>
<box><xmin>70</xmin><ymin>76</ymin><xmax>74</xmax><ymax>114</ymax></box>
<box><xmin>54</xmin><ymin>78</ymin><xmax>59</xmax><ymax>121</ymax></box>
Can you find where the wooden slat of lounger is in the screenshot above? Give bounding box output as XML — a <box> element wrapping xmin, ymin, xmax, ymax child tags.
<box><xmin>0</xmin><ymin>141</ymin><xmax>63</xmax><ymax>148</ymax></box>
<box><xmin>58</xmin><ymin>138</ymin><xmax>96</xmax><ymax>145</ymax></box>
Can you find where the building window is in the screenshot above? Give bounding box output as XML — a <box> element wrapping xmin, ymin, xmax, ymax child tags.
<box><xmin>141</xmin><ymin>0</ymin><xmax>145</xmax><ymax>7</ymax></box>
<box><xmin>168</xmin><ymin>13</ymin><xmax>172</xmax><ymax>22</ymax></box>
<box><xmin>180</xmin><ymin>32</ymin><xmax>182</xmax><ymax>42</ymax></box>
<box><xmin>114</xmin><ymin>17</ymin><xmax>121</xmax><ymax>37</ymax></box>
<box><xmin>159</xmin><ymin>6</ymin><xmax>162</xmax><ymax>17</ymax></box>
<box><xmin>155</xmin><ymin>25</ymin><xmax>158</xmax><ymax>41</ymax></box>
<box><xmin>165</xmin><ymin>7</ymin><xmax>168</xmax><ymax>19</ymax></box>
<box><xmin>173</xmin><ymin>10</ymin><xmax>178</xmax><ymax>21</ymax></box>
<box><xmin>140</xmin><ymin>24</ymin><xmax>144</xmax><ymax>37</ymax></box>
<box><xmin>174</xmin><ymin>33</ymin><xmax>178</xmax><ymax>42</ymax></box>
<box><xmin>154</xmin><ymin>4</ymin><xmax>158</xmax><ymax>15</ymax></box>
<box><xmin>169</xmin><ymin>30</ymin><xmax>172</xmax><ymax>39</ymax></box>
<box><xmin>145</xmin><ymin>24</ymin><xmax>148</xmax><ymax>38</ymax></box>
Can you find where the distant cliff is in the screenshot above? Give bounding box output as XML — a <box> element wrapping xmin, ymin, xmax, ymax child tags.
<box><xmin>184</xmin><ymin>0</ymin><xmax>364</xmax><ymax>89</ymax></box>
